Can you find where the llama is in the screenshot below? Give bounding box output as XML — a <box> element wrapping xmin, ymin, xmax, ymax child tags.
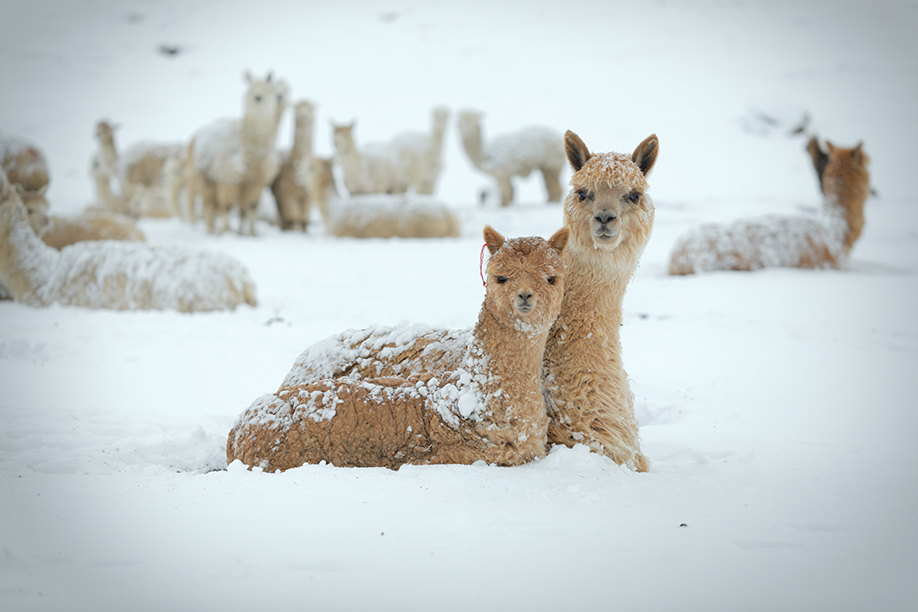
<box><xmin>186</xmin><ymin>71</ymin><xmax>285</xmax><ymax>234</ymax></box>
<box><xmin>668</xmin><ymin>138</ymin><xmax>870</xmax><ymax>274</ymax></box>
<box><xmin>332</xmin><ymin>122</ymin><xmax>409</xmax><ymax>195</ymax></box>
<box><xmin>299</xmin><ymin>156</ymin><xmax>460</xmax><ymax>239</ymax></box>
<box><xmin>227</xmin><ymin>225</ymin><xmax>569</xmax><ymax>471</ymax></box>
<box><xmin>40</xmin><ymin>210</ymin><xmax>145</xmax><ymax>250</ymax></box>
<box><xmin>541</xmin><ymin>131</ymin><xmax>658</xmax><ymax>472</ymax></box>
<box><xmin>457</xmin><ymin>110</ymin><xmax>565</xmax><ymax>207</ymax></box>
<box><xmin>391</xmin><ymin>106</ymin><xmax>450</xmax><ymax>194</ymax></box>
<box><xmin>1</xmin><ymin>134</ymin><xmax>51</xmax><ymax>234</ymax></box>
<box><xmin>0</xmin><ymin>167</ymin><xmax>257</xmax><ymax>312</ymax></box>
<box><xmin>271</xmin><ymin>100</ymin><xmax>315</xmax><ymax>230</ymax></box>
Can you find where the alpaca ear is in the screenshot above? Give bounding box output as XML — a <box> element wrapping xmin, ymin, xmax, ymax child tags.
<box><xmin>565</xmin><ymin>131</ymin><xmax>591</xmax><ymax>172</ymax></box>
<box><xmin>266</xmin><ymin>71</ymin><xmax>273</xmax><ymax>83</ymax></box>
<box><xmin>852</xmin><ymin>141</ymin><xmax>864</xmax><ymax>163</ymax></box>
<box><xmin>244</xmin><ymin>70</ymin><xmax>253</xmax><ymax>84</ymax></box>
<box><xmin>633</xmin><ymin>134</ymin><xmax>659</xmax><ymax>176</ymax></box>
<box><xmin>548</xmin><ymin>227</ymin><xmax>569</xmax><ymax>256</ymax></box>
<box><xmin>35</xmin><ymin>184</ymin><xmax>48</xmax><ymax>197</ymax></box>
<box><xmin>483</xmin><ymin>225</ymin><xmax>505</xmax><ymax>255</ymax></box>
<box><xmin>826</xmin><ymin>141</ymin><xmax>837</xmax><ymax>155</ymax></box>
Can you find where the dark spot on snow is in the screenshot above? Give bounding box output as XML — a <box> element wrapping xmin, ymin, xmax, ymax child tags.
<box><xmin>265</xmin><ymin>316</ymin><xmax>287</xmax><ymax>327</ymax></box>
<box><xmin>380</xmin><ymin>12</ymin><xmax>399</xmax><ymax>23</ymax></box>
<box><xmin>680</xmin><ymin>523</ymin><xmax>688</xmax><ymax>527</ymax></box>
<box><xmin>125</xmin><ymin>12</ymin><xmax>144</xmax><ymax>24</ymax></box>
<box><xmin>158</xmin><ymin>44</ymin><xmax>182</xmax><ymax>58</ymax></box>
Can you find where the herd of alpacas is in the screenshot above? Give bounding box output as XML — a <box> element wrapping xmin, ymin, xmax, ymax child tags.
<box><xmin>0</xmin><ymin>68</ymin><xmax>873</xmax><ymax>471</ymax></box>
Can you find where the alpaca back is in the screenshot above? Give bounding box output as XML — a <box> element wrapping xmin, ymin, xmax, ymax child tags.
<box><xmin>41</xmin><ymin>211</ymin><xmax>146</xmax><ymax>250</ymax></box>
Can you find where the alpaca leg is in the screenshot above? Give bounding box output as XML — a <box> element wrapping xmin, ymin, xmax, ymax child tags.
<box><xmin>542</xmin><ymin>168</ymin><xmax>563</xmax><ymax>202</ymax></box>
<box><xmin>497</xmin><ymin>176</ymin><xmax>514</xmax><ymax>207</ymax></box>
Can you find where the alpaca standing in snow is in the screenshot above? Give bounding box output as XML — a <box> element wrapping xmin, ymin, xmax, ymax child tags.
<box><xmin>457</xmin><ymin>110</ymin><xmax>565</xmax><ymax>207</ymax></box>
<box><xmin>271</xmin><ymin>100</ymin><xmax>315</xmax><ymax>230</ymax></box>
<box><xmin>541</xmin><ymin>131</ymin><xmax>658</xmax><ymax>472</ymax></box>
<box><xmin>186</xmin><ymin>71</ymin><xmax>285</xmax><ymax>234</ymax></box>
<box><xmin>668</xmin><ymin>138</ymin><xmax>871</xmax><ymax>274</ymax></box>
<box><xmin>0</xmin><ymin>167</ymin><xmax>257</xmax><ymax>312</ymax></box>
<box><xmin>1</xmin><ymin>134</ymin><xmax>51</xmax><ymax>235</ymax></box>
<box><xmin>392</xmin><ymin>106</ymin><xmax>450</xmax><ymax>195</ymax></box>
<box><xmin>299</xmin><ymin>156</ymin><xmax>460</xmax><ymax>239</ymax></box>
<box><xmin>40</xmin><ymin>210</ymin><xmax>145</xmax><ymax>250</ymax></box>
<box><xmin>227</xmin><ymin>225</ymin><xmax>569</xmax><ymax>471</ymax></box>
<box><xmin>332</xmin><ymin>122</ymin><xmax>408</xmax><ymax>195</ymax></box>
<box><xmin>90</xmin><ymin>121</ymin><xmax>124</xmax><ymax>213</ymax></box>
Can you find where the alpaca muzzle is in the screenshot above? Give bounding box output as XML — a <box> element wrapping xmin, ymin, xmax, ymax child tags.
<box><xmin>515</xmin><ymin>289</ymin><xmax>535</xmax><ymax>313</ymax></box>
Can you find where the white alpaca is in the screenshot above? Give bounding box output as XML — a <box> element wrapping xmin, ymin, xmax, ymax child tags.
<box><xmin>300</xmin><ymin>157</ymin><xmax>460</xmax><ymax>239</ymax></box>
<box><xmin>457</xmin><ymin>110</ymin><xmax>565</xmax><ymax>207</ymax></box>
<box><xmin>90</xmin><ymin>120</ymin><xmax>124</xmax><ymax>213</ymax></box>
<box><xmin>0</xmin><ymin>168</ymin><xmax>257</xmax><ymax>312</ymax></box>
<box><xmin>390</xmin><ymin>106</ymin><xmax>450</xmax><ymax>195</ymax></box>
<box><xmin>271</xmin><ymin>100</ymin><xmax>315</xmax><ymax>231</ymax></box>
<box><xmin>186</xmin><ymin>71</ymin><xmax>285</xmax><ymax>234</ymax></box>
<box><xmin>332</xmin><ymin>122</ymin><xmax>408</xmax><ymax>195</ymax></box>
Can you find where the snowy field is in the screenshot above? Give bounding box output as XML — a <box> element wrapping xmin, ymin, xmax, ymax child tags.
<box><xmin>2</xmin><ymin>1</ymin><xmax>918</xmax><ymax>610</ymax></box>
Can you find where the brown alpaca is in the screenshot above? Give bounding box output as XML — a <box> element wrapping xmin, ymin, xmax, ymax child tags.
<box><xmin>668</xmin><ymin>139</ymin><xmax>870</xmax><ymax>274</ymax></box>
<box><xmin>227</xmin><ymin>225</ymin><xmax>569</xmax><ymax>471</ymax></box>
<box><xmin>541</xmin><ymin>131</ymin><xmax>658</xmax><ymax>472</ymax></box>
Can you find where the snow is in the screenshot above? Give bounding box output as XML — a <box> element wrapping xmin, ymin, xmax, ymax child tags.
<box><xmin>1</xmin><ymin>1</ymin><xmax>917</xmax><ymax>611</ymax></box>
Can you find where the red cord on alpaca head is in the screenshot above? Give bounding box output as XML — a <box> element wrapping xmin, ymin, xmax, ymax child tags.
<box><xmin>479</xmin><ymin>243</ymin><xmax>488</xmax><ymax>287</ymax></box>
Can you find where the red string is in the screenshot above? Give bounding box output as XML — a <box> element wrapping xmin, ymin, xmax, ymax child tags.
<box><xmin>479</xmin><ymin>243</ymin><xmax>488</xmax><ymax>287</ymax></box>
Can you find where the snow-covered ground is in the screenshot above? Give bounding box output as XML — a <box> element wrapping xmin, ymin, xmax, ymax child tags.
<box><xmin>2</xmin><ymin>1</ymin><xmax>917</xmax><ymax>610</ymax></box>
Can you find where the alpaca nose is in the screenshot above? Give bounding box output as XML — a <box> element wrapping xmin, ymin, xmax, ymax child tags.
<box><xmin>594</xmin><ymin>211</ymin><xmax>617</xmax><ymax>225</ymax></box>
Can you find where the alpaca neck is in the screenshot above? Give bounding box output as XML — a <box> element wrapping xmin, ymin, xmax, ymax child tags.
<box><xmin>459</xmin><ymin>121</ymin><xmax>485</xmax><ymax>169</ymax></box>
<box><xmin>429</xmin><ymin>115</ymin><xmax>448</xmax><ymax>155</ymax></box>
<box><xmin>0</xmin><ymin>192</ymin><xmax>56</xmax><ymax>303</ymax></box>
<box><xmin>241</xmin><ymin>113</ymin><xmax>277</xmax><ymax>166</ymax></box>
<box><xmin>822</xmin><ymin>174</ymin><xmax>869</xmax><ymax>254</ymax></box>
<box><xmin>290</xmin><ymin>118</ymin><xmax>314</xmax><ymax>163</ymax></box>
<box><xmin>472</xmin><ymin>304</ymin><xmax>549</xmax><ymax>426</ymax></box>
<box><xmin>98</xmin><ymin>136</ymin><xmax>118</xmax><ymax>175</ymax></box>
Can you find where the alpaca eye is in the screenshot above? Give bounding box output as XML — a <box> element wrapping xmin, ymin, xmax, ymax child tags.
<box><xmin>254</xmin><ymin>95</ymin><xmax>262</xmax><ymax>102</ymax></box>
<box><xmin>577</xmin><ymin>190</ymin><xmax>587</xmax><ymax>201</ymax></box>
<box><xmin>628</xmin><ymin>192</ymin><xmax>641</xmax><ymax>203</ymax></box>
<box><xmin>497</xmin><ymin>276</ymin><xmax>508</xmax><ymax>284</ymax></box>
<box><xmin>547</xmin><ymin>276</ymin><xmax>556</xmax><ymax>285</ymax></box>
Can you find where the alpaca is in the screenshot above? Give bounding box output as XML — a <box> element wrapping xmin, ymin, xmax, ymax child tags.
<box><xmin>271</xmin><ymin>100</ymin><xmax>315</xmax><ymax>230</ymax></box>
<box><xmin>1</xmin><ymin>134</ymin><xmax>51</xmax><ymax>234</ymax></box>
<box><xmin>227</xmin><ymin>225</ymin><xmax>569</xmax><ymax>471</ymax></box>
<box><xmin>187</xmin><ymin>71</ymin><xmax>285</xmax><ymax>234</ymax></box>
<box><xmin>668</xmin><ymin>139</ymin><xmax>870</xmax><ymax>274</ymax></box>
<box><xmin>456</xmin><ymin>110</ymin><xmax>565</xmax><ymax>207</ymax></box>
<box><xmin>0</xmin><ymin>167</ymin><xmax>257</xmax><ymax>312</ymax></box>
<box><xmin>299</xmin><ymin>156</ymin><xmax>460</xmax><ymax>239</ymax></box>
<box><xmin>90</xmin><ymin>120</ymin><xmax>124</xmax><ymax>213</ymax></box>
<box><xmin>332</xmin><ymin>122</ymin><xmax>408</xmax><ymax>195</ymax></box>
<box><xmin>40</xmin><ymin>210</ymin><xmax>145</xmax><ymax>250</ymax></box>
<box><xmin>541</xmin><ymin>131</ymin><xmax>658</xmax><ymax>471</ymax></box>
<box><xmin>118</xmin><ymin>140</ymin><xmax>186</xmax><ymax>217</ymax></box>
<box><xmin>391</xmin><ymin>106</ymin><xmax>450</xmax><ymax>194</ymax></box>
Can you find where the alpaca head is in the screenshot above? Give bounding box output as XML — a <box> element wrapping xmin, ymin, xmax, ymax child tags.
<box><xmin>17</xmin><ymin>186</ymin><xmax>50</xmax><ymax>235</ymax></box>
<box><xmin>482</xmin><ymin>225</ymin><xmax>569</xmax><ymax>334</ymax></box>
<box><xmin>294</xmin><ymin>100</ymin><xmax>315</xmax><ymax>126</ymax></box>
<box><xmin>242</xmin><ymin>71</ymin><xmax>281</xmax><ymax>125</ymax></box>
<box><xmin>331</xmin><ymin>122</ymin><xmax>356</xmax><ymax>154</ymax></box>
<box><xmin>563</xmin><ymin>131</ymin><xmax>658</xmax><ymax>259</ymax></box>
<box><xmin>94</xmin><ymin>120</ymin><xmax>118</xmax><ymax>144</ymax></box>
<box><xmin>823</xmin><ymin>140</ymin><xmax>871</xmax><ymax>251</ymax></box>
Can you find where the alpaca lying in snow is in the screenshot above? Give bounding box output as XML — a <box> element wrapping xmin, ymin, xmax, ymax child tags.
<box><xmin>1</xmin><ymin>134</ymin><xmax>51</xmax><ymax>234</ymax></box>
<box><xmin>668</xmin><ymin>138</ymin><xmax>870</xmax><ymax>274</ymax></box>
<box><xmin>186</xmin><ymin>71</ymin><xmax>286</xmax><ymax>234</ymax></box>
<box><xmin>40</xmin><ymin>210</ymin><xmax>146</xmax><ymax>250</ymax></box>
<box><xmin>332</xmin><ymin>122</ymin><xmax>408</xmax><ymax>195</ymax></box>
<box><xmin>542</xmin><ymin>131</ymin><xmax>658</xmax><ymax>471</ymax></box>
<box><xmin>287</xmin><ymin>131</ymin><xmax>658</xmax><ymax>471</ymax></box>
<box><xmin>457</xmin><ymin>110</ymin><xmax>565</xmax><ymax>206</ymax></box>
<box><xmin>300</xmin><ymin>157</ymin><xmax>460</xmax><ymax>239</ymax></box>
<box><xmin>0</xmin><ymin>167</ymin><xmax>257</xmax><ymax>312</ymax></box>
<box><xmin>227</xmin><ymin>225</ymin><xmax>569</xmax><ymax>471</ymax></box>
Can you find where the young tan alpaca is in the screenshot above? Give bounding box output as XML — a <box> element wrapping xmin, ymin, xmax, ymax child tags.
<box><xmin>541</xmin><ymin>131</ymin><xmax>658</xmax><ymax>472</ymax></box>
<box><xmin>668</xmin><ymin>139</ymin><xmax>870</xmax><ymax>274</ymax></box>
<box><xmin>40</xmin><ymin>210</ymin><xmax>145</xmax><ymax>250</ymax></box>
<box><xmin>271</xmin><ymin>100</ymin><xmax>315</xmax><ymax>230</ymax></box>
<box><xmin>227</xmin><ymin>226</ymin><xmax>569</xmax><ymax>471</ymax></box>
<box><xmin>0</xmin><ymin>167</ymin><xmax>257</xmax><ymax>312</ymax></box>
<box><xmin>457</xmin><ymin>110</ymin><xmax>565</xmax><ymax>206</ymax></box>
